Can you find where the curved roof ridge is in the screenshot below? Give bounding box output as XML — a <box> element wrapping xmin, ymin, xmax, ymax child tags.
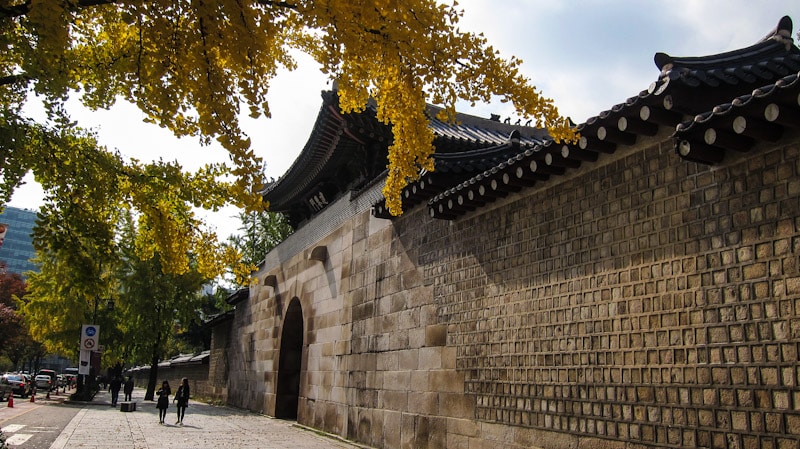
<box><xmin>654</xmin><ymin>16</ymin><xmax>797</xmax><ymax>72</ymax></box>
<box><xmin>259</xmin><ymin>91</ymin><xmax>341</xmax><ymax>198</ymax></box>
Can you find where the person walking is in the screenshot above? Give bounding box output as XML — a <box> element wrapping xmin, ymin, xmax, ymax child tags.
<box><xmin>109</xmin><ymin>376</ymin><xmax>122</xmax><ymax>407</ymax></box>
<box><xmin>174</xmin><ymin>377</ymin><xmax>190</xmax><ymax>425</ymax></box>
<box><xmin>123</xmin><ymin>376</ymin><xmax>134</xmax><ymax>402</ymax></box>
<box><xmin>156</xmin><ymin>380</ymin><xmax>171</xmax><ymax>424</ymax></box>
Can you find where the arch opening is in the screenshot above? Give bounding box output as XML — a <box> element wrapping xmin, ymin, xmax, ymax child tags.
<box><xmin>275</xmin><ymin>298</ymin><xmax>304</xmax><ymax>419</ymax></box>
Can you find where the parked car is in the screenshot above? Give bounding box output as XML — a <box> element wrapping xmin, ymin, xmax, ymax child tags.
<box><xmin>1</xmin><ymin>373</ymin><xmax>31</xmax><ymax>397</ymax></box>
<box><xmin>0</xmin><ymin>375</ymin><xmax>16</xmax><ymax>401</ymax></box>
<box><xmin>21</xmin><ymin>373</ymin><xmax>33</xmax><ymax>395</ymax></box>
<box><xmin>37</xmin><ymin>369</ymin><xmax>58</xmax><ymax>391</ymax></box>
<box><xmin>34</xmin><ymin>374</ymin><xmax>53</xmax><ymax>390</ymax></box>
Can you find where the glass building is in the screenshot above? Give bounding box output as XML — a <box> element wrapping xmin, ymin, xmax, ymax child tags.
<box><xmin>0</xmin><ymin>206</ymin><xmax>38</xmax><ymax>277</ymax></box>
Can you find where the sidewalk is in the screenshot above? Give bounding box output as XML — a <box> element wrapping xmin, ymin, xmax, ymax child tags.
<box><xmin>51</xmin><ymin>388</ymin><xmax>368</xmax><ymax>449</ymax></box>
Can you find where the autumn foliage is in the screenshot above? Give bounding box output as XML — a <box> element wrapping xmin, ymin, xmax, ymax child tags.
<box><xmin>1</xmin><ymin>1</ymin><xmax>573</xmax><ymax>280</ymax></box>
<box><xmin>0</xmin><ymin>263</ymin><xmax>35</xmax><ymax>369</ymax></box>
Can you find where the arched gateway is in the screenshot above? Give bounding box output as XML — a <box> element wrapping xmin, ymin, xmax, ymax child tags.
<box><xmin>275</xmin><ymin>298</ymin><xmax>304</xmax><ymax>419</ymax></box>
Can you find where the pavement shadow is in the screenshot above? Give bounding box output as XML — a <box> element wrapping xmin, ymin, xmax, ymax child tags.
<box><xmin>86</xmin><ymin>389</ymin><xmax>268</xmax><ymax>420</ymax></box>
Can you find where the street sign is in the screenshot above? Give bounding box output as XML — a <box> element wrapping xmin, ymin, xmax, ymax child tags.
<box><xmin>80</xmin><ymin>324</ymin><xmax>100</xmax><ymax>351</ymax></box>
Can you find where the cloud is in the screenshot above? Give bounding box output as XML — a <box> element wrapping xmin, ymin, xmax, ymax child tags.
<box><xmin>456</xmin><ymin>0</ymin><xmax>800</xmax><ymax>123</ymax></box>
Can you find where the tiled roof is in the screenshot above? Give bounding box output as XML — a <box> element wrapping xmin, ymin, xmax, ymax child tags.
<box><xmin>673</xmin><ymin>70</ymin><xmax>800</xmax><ymax>163</ymax></box>
<box><xmin>426</xmin><ymin>104</ymin><xmax>549</xmax><ymax>152</ymax></box>
<box><xmin>127</xmin><ymin>351</ymin><xmax>210</xmax><ymax>373</ymax></box>
<box><xmin>263</xmin><ymin>91</ymin><xmax>549</xmax><ymax>225</ymax></box>
<box><xmin>264</xmin><ymin>16</ymin><xmax>800</xmax><ymax>224</ymax></box>
<box><xmin>259</xmin><ymin>92</ymin><xmax>376</xmax><ymax>209</ymax></box>
<box><xmin>259</xmin><ymin>91</ymin><xmax>393</xmax><ymax>226</ymax></box>
<box><xmin>415</xmin><ymin>15</ymin><xmax>800</xmax><ymax>220</ymax></box>
<box><xmin>225</xmin><ymin>288</ymin><xmax>249</xmax><ymax>305</ymax></box>
<box><xmin>653</xmin><ymin>15</ymin><xmax>799</xmax><ymax>90</ymax></box>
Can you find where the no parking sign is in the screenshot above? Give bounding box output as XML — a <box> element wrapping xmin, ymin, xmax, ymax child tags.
<box><xmin>81</xmin><ymin>325</ymin><xmax>99</xmax><ymax>351</ymax></box>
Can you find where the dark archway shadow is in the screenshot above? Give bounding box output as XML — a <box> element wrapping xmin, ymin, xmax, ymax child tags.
<box><xmin>275</xmin><ymin>298</ymin><xmax>304</xmax><ymax>419</ymax></box>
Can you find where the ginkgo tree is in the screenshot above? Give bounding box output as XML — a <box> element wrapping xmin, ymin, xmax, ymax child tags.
<box><xmin>1</xmin><ymin>0</ymin><xmax>573</xmax><ymax>281</ymax></box>
<box><xmin>21</xmin><ymin>210</ymin><xmax>213</xmax><ymax>398</ymax></box>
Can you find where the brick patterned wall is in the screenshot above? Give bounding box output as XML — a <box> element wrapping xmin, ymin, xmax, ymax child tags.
<box><xmin>421</xmin><ymin>138</ymin><xmax>800</xmax><ymax>448</ymax></box>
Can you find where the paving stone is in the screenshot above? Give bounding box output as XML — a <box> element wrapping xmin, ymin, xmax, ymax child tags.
<box><xmin>50</xmin><ymin>389</ymin><xmax>368</xmax><ymax>449</ymax></box>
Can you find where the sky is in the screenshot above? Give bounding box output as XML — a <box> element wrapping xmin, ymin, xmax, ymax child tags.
<box><xmin>7</xmin><ymin>1</ymin><xmax>800</xmax><ymax>238</ymax></box>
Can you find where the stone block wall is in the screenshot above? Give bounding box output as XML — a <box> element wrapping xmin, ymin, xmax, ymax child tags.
<box><xmin>207</xmin><ymin>317</ymin><xmax>232</xmax><ymax>402</ymax></box>
<box><xmin>222</xmin><ymin>130</ymin><xmax>800</xmax><ymax>449</ymax></box>
<box><xmin>129</xmin><ymin>363</ymin><xmax>209</xmax><ymax>398</ymax></box>
<box><xmin>225</xmin><ymin>280</ymin><xmax>279</xmax><ymax>414</ymax></box>
<box><xmin>415</xmin><ymin>136</ymin><xmax>800</xmax><ymax>448</ymax></box>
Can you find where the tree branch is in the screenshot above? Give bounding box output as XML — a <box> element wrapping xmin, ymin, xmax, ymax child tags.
<box><xmin>0</xmin><ymin>0</ymin><xmax>299</xmax><ymax>20</ymax></box>
<box><xmin>256</xmin><ymin>0</ymin><xmax>297</xmax><ymax>9</ymax></box>
<box><xmin>1</xmin><ymin>0</ymin><xmax>119</xmax><ymax>19</ymax></box>
<box><xmin>0</xmin><ymin>73</ymin><xmax>31</xmax><ymax>86</ymax></box>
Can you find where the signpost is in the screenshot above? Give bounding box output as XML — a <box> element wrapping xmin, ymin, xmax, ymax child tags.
<box><xmin>78</xmin><ymin>324</ymin><xmax>100</xmax><ymax>376</ymax></box>
<box><xmin>79</xmin><ymin>325</ymin><xmax>100</xmax><ymax>376</ymax></box>
<box><xmin>75</xmin><ymin>319</ymin><xmax>106</xmax><ymax>399</ymax></box>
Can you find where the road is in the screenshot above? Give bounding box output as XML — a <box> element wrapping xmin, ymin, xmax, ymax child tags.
<box><xmin>0</xmin><ymin>393</ymin><xmax>78</xmax><ymax>449</ymax></box>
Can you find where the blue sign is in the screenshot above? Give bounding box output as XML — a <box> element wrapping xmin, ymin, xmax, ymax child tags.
<box><xmin>85</xmin><ymin>326</ymin><xmax>97</xmax><ymax>337</ymax></box>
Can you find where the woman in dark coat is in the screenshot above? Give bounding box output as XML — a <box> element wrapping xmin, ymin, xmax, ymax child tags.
<box><xmin>123</xmin><ymin>376</ymin><xmax>134</xmax><ymax>402</ymax></box>
<box><xmin>155</xmin><ymin>380</ymin><xmax>171</xmax><ymax>424</ymax></box>
<box><xmin>174</xmin><ymin>377</ymin><xmax>190</xmax><ymax>425</ymax></box>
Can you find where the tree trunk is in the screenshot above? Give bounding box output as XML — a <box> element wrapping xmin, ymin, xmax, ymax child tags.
<box><xmin>144</xmin><ymin>333</ymin><xmax>161</xmax><ymax>401</ymax></box>
<box><xmin>9</xmin><ymin>354</ymin><xmax>20</xmax><ymax>371</ymax></box>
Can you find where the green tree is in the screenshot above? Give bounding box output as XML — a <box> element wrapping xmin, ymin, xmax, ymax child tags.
<box><xmin>228</xmin><ymin>210</ymin><xmax>293</xmax><ymax>270</ymax></box>
<box><xmin>176</xmin><ymin>285</ymin><xmax>233</xmax><ymax>354</ymax></box>
<box><xmin>114</xmin><ymin>214</ymin><xmax>209</xmax><ymax>400</ymax></box>
<box><xmin>21</xmin><ymin>210</ymin><xmax>120</xmax><ymax>357</ymax></box>
<box><xmin>20</xmin><ymin>210</ymin><xmax>210</xmax><ymax>399</ymax></box>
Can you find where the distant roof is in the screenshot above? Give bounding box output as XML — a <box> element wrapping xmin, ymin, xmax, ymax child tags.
<box><xmin>225</xmin><ymin>288</ymin><xmax>248</xmax><ymax>305</ymax></box>
<box><xmin>260</xmin><ymin>91</ymin><xmax>550</xmax><ymax>226</ymax></box>
<box><xmin>127</xmin><ymin>350</ymin><xmax>211</xmax><ymax>372</ymax></box>
<box><xmin>204</xmin><ymin>309</ymin><xmax>235</xmax><ymax>327</ymax></box>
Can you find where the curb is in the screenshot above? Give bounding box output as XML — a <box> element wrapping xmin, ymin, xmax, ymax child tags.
<box><xmin>48</xmin><ymin>408</ymin><xmax>86</xmax><ymax>449</ymax></box>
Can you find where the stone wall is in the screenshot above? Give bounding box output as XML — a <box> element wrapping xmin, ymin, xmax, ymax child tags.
<box><xmin>219</xmin><ymin>129</ymin><xmax>800</xmax><ymax>448</ymax></box>
<box><xmin>128</xmin><ymin>363</ymin><xmax>210</xmax><ymax>399</ymax></box>
<box><xmin>207</xmin><ymin>317</ymin><xmax>232</xmax><ymax>402</ymax></box>
<box><xmin>225</xmin><ymin>284</ymin><xmax>272</xmax><ymax>414</ymax></box>
<box><xmin>421</xmin><ymin>136</ymin><xmax>800</xmax><ymax>448</ymax></box>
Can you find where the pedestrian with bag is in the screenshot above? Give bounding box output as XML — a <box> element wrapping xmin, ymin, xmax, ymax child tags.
<box><xmin>155</xmin><ymin>380</ymin><xmax>171</xmax><ymax>424</ymax></box>
<box><xmin>174</xmin><ymin>377</ymin><xmax>190</xmax><ymax>425</ymax></box>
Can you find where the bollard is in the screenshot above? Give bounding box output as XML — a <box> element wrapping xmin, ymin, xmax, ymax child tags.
<box><xmin>8</xmin><ymin>395</ymin><xmax>13</xmax><ymax>408</ymax></box>
<box><xmin>30</xmin><ymin>393</ymin><xmax>35</xmax><ymax>403</ymax></box>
